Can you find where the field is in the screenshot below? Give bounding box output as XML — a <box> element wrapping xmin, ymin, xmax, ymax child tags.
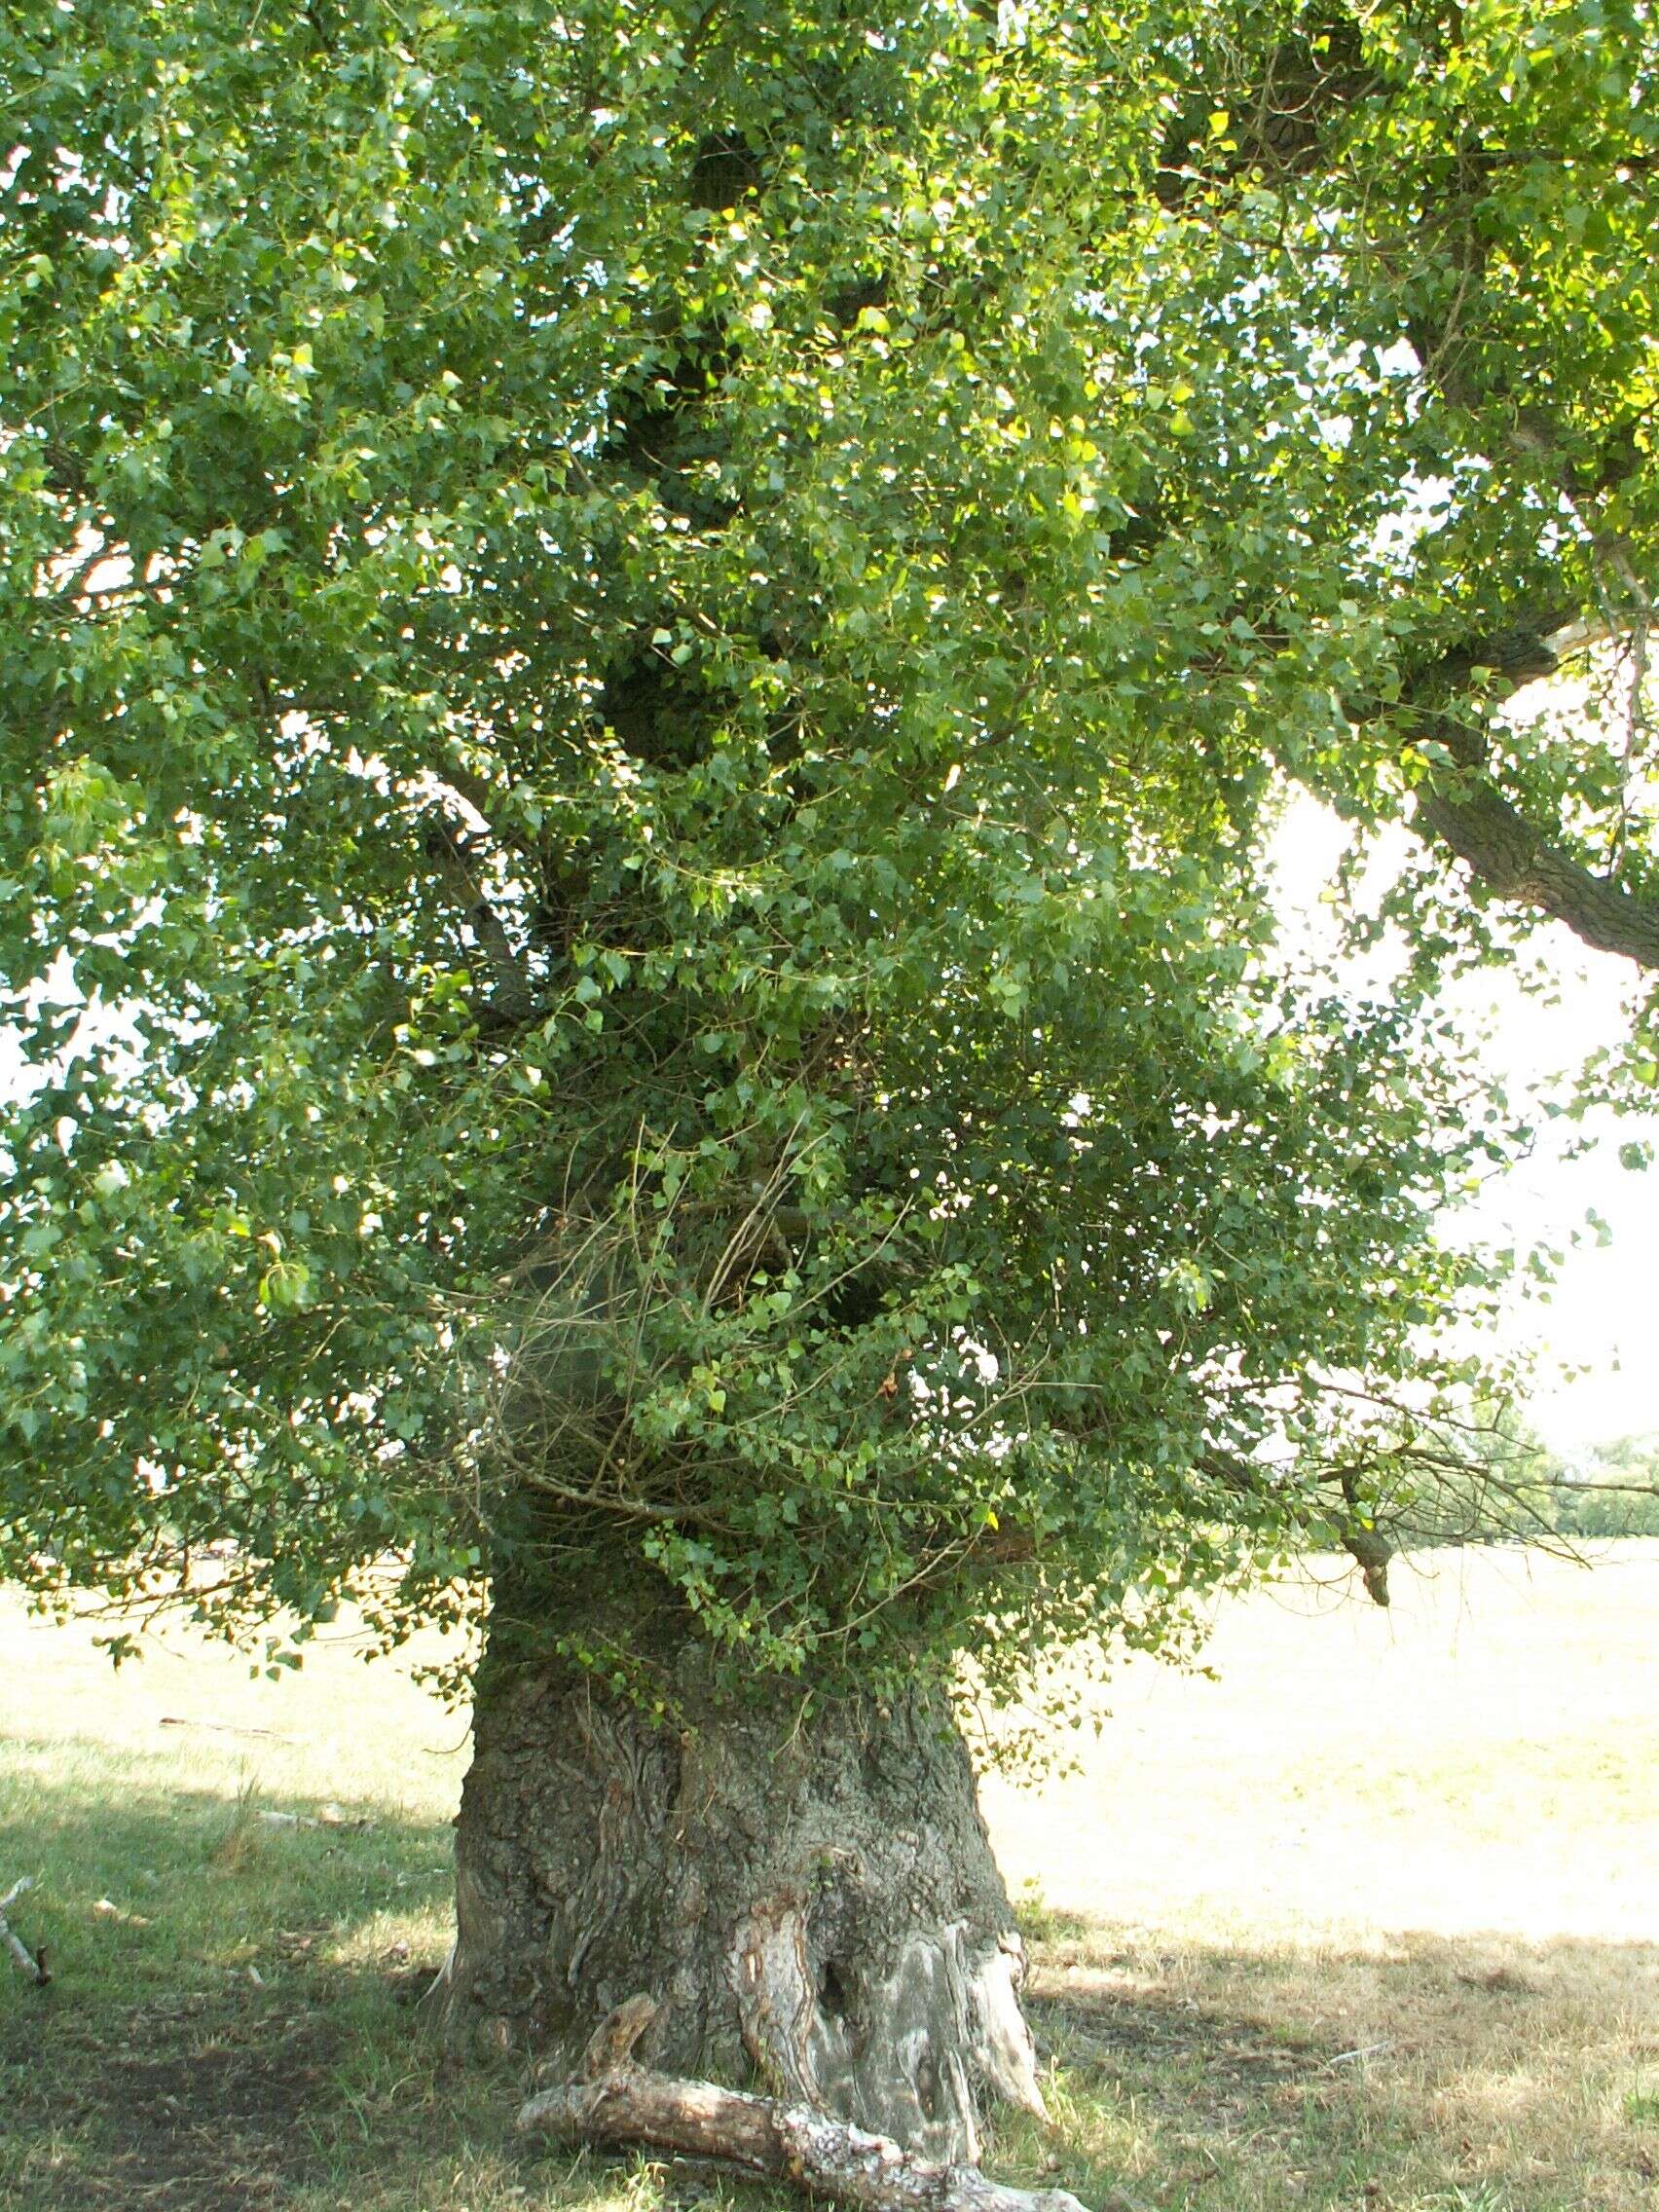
<box><xmin>2</xmin><ymin>1544</ymin><xmax>1656</xmax><ymax>2212</ymax></box>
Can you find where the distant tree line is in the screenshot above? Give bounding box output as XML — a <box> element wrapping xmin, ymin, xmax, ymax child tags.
<box><xmin>1361</xmin><ymin>1417</ymin><xmax>1659</xmax><ymax>1556</ymax></box>
<box><xmin>1547</xmin><ymin>1438</ymin><xmax>1659</xmax><ymax>1540</ymax></box>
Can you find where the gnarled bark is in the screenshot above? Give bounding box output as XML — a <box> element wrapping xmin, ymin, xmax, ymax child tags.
<box><xmin>422</xmin><ymin>1640</ymin><xmax>1045</xmax><ymax>2161</ymax></box>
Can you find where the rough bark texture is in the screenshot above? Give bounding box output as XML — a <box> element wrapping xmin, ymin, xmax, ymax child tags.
<box><xmin>1353</xmin><ymin>615</ymin><xmax>1659</xmax><ymax>975</ymax></box>
<box><xmin>1416</xmin><ymin>775</ymin><xmax>1659</xmax><ymax>969</ymax></box>
<box><xmin>423</xmin><ymin>1643</ymin><xmax>1045</xmax><ymax>2161</ymax></box>
<box><xmin>518</xmin><ymin>1998</ymin><xmax>1088</xmax><ymax>2212</ymax></box>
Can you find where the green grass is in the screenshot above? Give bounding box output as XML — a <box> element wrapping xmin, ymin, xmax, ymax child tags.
<box><xmin>3</xmin><ymin>1547</ymin><xmax>1657</xmax><ymax>2211</ymax></box>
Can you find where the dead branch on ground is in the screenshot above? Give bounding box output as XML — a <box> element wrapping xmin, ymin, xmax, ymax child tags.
<box><xmin>518</xmin><ymin>1997</ymin><xmax>1091</xmax><ymax>2212</ymax></box>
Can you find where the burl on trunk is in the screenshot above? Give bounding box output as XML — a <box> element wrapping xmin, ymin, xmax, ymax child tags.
<box><xmin>423</xmin><ymin>1643</ymin><xmax>1045</xmax><ymax>2161</ymax></box>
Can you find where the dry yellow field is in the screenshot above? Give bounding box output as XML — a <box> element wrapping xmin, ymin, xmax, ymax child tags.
<box><xmin>982</xmin><ymin>1543</ymin><xmax>1659</xmax><ymax>2212</ymax></box>
<box><xmin>985</xmin><ymin>1539</ymin><xmax>1659</xmax><ymax>1944</ymax></box>
<box><xmin>2</xmin><ymin>1543</ymin><xmax>1656</xmax><ymax>2212</ymax></box>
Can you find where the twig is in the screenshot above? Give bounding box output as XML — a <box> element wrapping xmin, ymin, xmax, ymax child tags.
<box><xmin>160</xmin><ymin>1715</ymin><xmax>297</xmax><ymax>1742</ymax></box>
<box><xmin>0</xmin><ymin>1877</ymin><xmax>51</xmax><ymax>1986</ymax></box>
<box><xmin>257</xmin><ymin>1804</ymin><xmax>375</xmax><ymax>1831</ymax></box>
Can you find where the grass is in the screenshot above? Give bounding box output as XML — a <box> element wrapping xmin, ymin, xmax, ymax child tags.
<box><xmin>2</xmin><ymin>1544</ymin><xmax>1657</xmax><ymax>2211</ymax></box>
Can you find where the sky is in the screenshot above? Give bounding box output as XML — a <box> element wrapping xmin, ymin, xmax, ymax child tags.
<box><xmin>1272</xmin><ymin>794</ymin><xmax>1659</xmax><ymax>1456</ymax></box>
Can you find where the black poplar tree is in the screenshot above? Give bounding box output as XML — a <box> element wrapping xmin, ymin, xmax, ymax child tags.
<box><xmin>3</xmin><ymin>0</ymin><xmax>1654</xmax><ymax>2153</ymax></box>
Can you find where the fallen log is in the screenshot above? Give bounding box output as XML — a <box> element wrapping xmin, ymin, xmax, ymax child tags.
<box><xmin>517</xmin><ymin>1998</ymin><xmax>1090</xmax><ymax>2212</ymax></box>
<box><xmin>0</xmin><ymin>1877</ymin><xmax>50</xmax><ymax>1986</ymax></box>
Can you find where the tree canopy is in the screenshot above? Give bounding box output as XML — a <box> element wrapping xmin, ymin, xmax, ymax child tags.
<box><xmin>2</xmin><ymin>0</ymin><xmax>1655</xmax><ymax>1703</ymax></box>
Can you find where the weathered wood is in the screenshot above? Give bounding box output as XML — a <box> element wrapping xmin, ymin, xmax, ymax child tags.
<box><xmin>518</xmin><ymin>2001</ymin><xmax>1089</xmax><ymax>2212</ymax></box>
<box><xmin>0</xmin><ymin>1877</ymin><xmax>50</xmax><ymax>1986</ymax></box>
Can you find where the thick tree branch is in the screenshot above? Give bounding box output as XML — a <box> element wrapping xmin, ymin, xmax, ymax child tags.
<box><xmin>1386</xmin><ymin>615</ymin><xmax>1659</xmax><ymax>969</ymax></box>
<box><xmin>1153</xmin><ymin>13</ymin><xmax>1659</xmax><ymax>971</ymax></box>
<box><xmin>1413</xmin><ymin>773</ymin><xmax>1659</xmax><ymax>968</ymax></box>
<box><xmin>436</xmin><ymin>753</ymin><xmax>541</xmax><ymax>864</ymax></box>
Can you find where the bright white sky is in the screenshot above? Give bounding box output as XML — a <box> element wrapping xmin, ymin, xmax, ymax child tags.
<box><xmin>1272</xmin><ymin>793</ymin><xmax>1659</xmax><ymax>1456</ymax></box>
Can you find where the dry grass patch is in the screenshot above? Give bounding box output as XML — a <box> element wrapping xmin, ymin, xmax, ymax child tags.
<box><xmin>999</xmin><ymin>1921</ymin><xmax>1659</xmax><ymax>2212</ymax></box>
<box><xmin>977</xmin><ymin>1543</ymin><xmax>1659</xmax><ymax>2212</ymax></box>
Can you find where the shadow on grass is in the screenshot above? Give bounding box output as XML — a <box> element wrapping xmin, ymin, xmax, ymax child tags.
<box><xmin>5</xmin><ymin>1770</ymin><xmax>1657</xmax><ymax>2212</ymax></box>
<box><xmin>0</xmin><ymin>1764</ymin><xmax>493</xmax><ymax>2212</ymax></box>
<box><xmin>0</xmin><ymin>1764</ymin><xmax>800</xmax><ymax>2212</ymax></box>
<box><xmin>994</xmin><ymin>1921</ymin><xmax>1659</xmax><ymax>2212</ymax></box>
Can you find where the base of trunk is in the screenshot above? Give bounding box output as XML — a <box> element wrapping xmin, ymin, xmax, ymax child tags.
<box><xmin>423</xmin><ymin>1648</ymin><xmax>1044</xmax><ymax>2159</ymax></box>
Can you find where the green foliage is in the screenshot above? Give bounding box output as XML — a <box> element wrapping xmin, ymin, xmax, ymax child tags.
<box><xmin>2</xmin><ymin>2</ymin><xmax>1653</xmax><ymax>1700</ymax></box>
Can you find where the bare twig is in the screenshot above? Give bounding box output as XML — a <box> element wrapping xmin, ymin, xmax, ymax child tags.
<box><xmin>0</xmin><ymin>1877</ymin><xmax>51</xmax><ymax>1986</ymax></box>
<box><xmin>160</xmin><ymin>1715</ymin><xmax>296</xmax><ymax>1742</ymax></box>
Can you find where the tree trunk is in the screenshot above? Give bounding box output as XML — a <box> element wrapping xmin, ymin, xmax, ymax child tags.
<box><xmin>422</xmin><ymin>1638</ymin><xmax>1046</xmax><ymax>2161</ymax></box>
